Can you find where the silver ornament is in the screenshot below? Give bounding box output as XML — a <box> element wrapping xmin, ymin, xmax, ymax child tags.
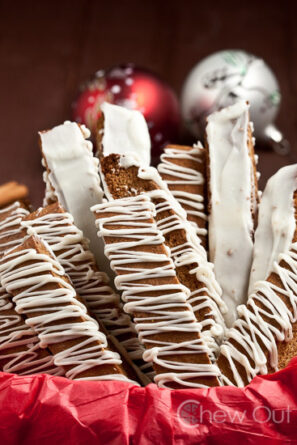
<box><xmin>181</xmin><ymin>50</ymin><xmax>289</xmax><ymax>154</ymax></box>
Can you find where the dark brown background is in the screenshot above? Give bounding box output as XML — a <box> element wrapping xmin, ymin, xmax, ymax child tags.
<box><xmin>0</xmin><ymin>0</ymin><xmax>296</xmax><ymax>207</ymax></box>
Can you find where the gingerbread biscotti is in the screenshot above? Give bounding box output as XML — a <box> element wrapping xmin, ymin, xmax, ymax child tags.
<box><xmin>0</xmin><ymin>201</ymin><xmax>29</xmax><ymax>255</ymax></box>
<box><xmin>98</xmin><ymin>153</ymin><xmax>226</xmax><ymax>351</ymax></box>
<box><xmin>217</xmin><ymin>164</ymin><xmax>297</xmax><ymax>386</ymax></box>
<box><xmin>0</xmin><ymin>235</ymin><xmax>135</xmax><ymax>382</ymax></box>
<box><xmin>39</xmin><ymin>121</ymin><xmax>111</xmax><ymax>276</ymax></box>
<box><xmin>0</xmin><ymin>285</ymin><xmax>64</xmax><ymax>376</ymax></box>
<box><xmin>0</xmin><ymin>200</ymin><xmax>64</xmax><ymax>376</ymax></box>
<box><xmin>93</xmin><ymin>194</ymin><xmax>221</xmax><ymax>389</ymax></box>
<box><xmin>21</xmin><ymin>202</ymin><xmax>151</xmax><ymax>380</ymax></box>
<box><xmin>157</xmin><ymin>143</ymin><xmax>208</xmax><ymax>248</ymax></box>
<box><xmin>205</xmin><ymin>101</ymin><xmax>259</xmax><ymax>327</ymax></box>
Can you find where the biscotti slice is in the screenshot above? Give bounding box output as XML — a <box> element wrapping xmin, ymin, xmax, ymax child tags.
<box><xmin>205</xmin><ymin>101</ymin><xmax>259</xmax><ymax>327</ymax></box>
<box><xmin>96</xmin><ymin>101</ymin><xmax>151</xmax><ymax>166</ymax></box>
<box><xmin>22</xmin><ymin>202</ymin><xmax>152</xmax><ymax>380</ymax></box>
<box><xmin>248</xmin><ymin>165</ymin><xmax>297</xmax><ymax>294</ymax></box>
<box><xmin>157</xmin><ymin>143</ymin><xmax>208</xmax><ymax>247</ymax></box>
<box><xmin>0</xmin><ymin>201</ymin><xmax>29</xmax><ymax>256</ymax></box>
<box><xmin>39</xmin><ymin>121</ymin><xmax>112</xmax><ymax>276</ymax></box>
<box><xmin>0</xmin><ymin>203</ymin><xmax>63</xmax><ymax>376</ymax></box>
<box><xmin>0</xmin><ymin>182</ymin><xmax>29</xmax><ymax>209</ymax></box>
<box><xmin>99</xmin><ymin>153</ymin><xmax>226</xmax><ymax>351</ymax></box>
<box><xmin>217</xmin><ymin>165</ymin><xmax>297</xmax><ymax>386</ymax></box>
<box><xmin>0</xmin><ymin>285</ymin><xmax>64</xmax><ymax>376</ymax></box>
<box><xmin>93</xmin><ymin>195</ymin><xmax>221</xmax><ymax>389</ymax></box>
<box><xmin>0</xmin><ymin>235</ymin><xmax>134</xmax><ymax>383</ymax></box>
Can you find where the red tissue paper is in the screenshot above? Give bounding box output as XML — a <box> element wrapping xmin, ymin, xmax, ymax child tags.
<box><xmin>1</xmin><ymin>358</ymin><xmax>297</xmax><ymax>445</ymax></box>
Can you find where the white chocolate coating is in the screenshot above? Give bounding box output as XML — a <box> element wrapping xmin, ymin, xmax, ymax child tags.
<box><xmin>157</xmin><ymin>143</ymin><xmax>207</xmax><ymax>238</ymax></box>
<box><xmin>248</xmin><ymin>164</ymin><xmax>297</xmax><ymax>294</ymax></box>
<box><xmin>40</xmin><ymin>122</ymin><xmax>111</xmax><ymax>276</ymax></box>
<box><xmin>220</xmin><ymin>240</ymin><xmax>297</xmax><ymax>387</ymax></box>
<box><xmin>206</xmin><ymin>101</ymin><xmax>256</xmax><ymax>327</ymax></box>
<box><xmin>100</xmin><ymin>102</ymin><xmax>151</xmax><ymax>166</ymax></box>
<box><xmin>0</xmin><ymin>241</ymin><xmax>134</xmax><ymax>383</ymax></box>
<box><xmin>93</xmin><ymin>195</ymin><xmax>221</xmax><ymax>388</ymax></box>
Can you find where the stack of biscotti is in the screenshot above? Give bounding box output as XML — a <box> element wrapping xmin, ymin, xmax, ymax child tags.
<box><xmin>38</xmin><ymin>114</ymin><xmax>223</xmax><ymax>388</ymax></box>
<box><xmin>0</xmin><ymin>188</ymin><xmax>143</xmax><ymax>384</ymax></box>
<box><xmin>2</xmin><ymin>97</ymin><xmax>297</xmax><ymax>390</ymax></box>
<box><xmin>93</xmin><ymin>100</ymin><xmax>297</xmax><ymax>388</ymax></box>
<box><xmin>0</xmin><ymin>198</ymin><xmax>63</xmax><ymax>377</ymax></box>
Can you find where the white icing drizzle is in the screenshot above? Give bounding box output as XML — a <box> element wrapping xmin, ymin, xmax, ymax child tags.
<box><xmin>248</xmin><ymin>164</ymin><xmax>297</xmax><ymax>294</ymax></box>
<box><xmin>21</xmin><ymin>209</ymin><xmax>149</xmax><ymax>371</ymax></box>
<box><xmin>0</xmin><ymin>202</ymin><xmax>29</xmax><ymax>255</ymax></box>
<box><xmin>0</xmin><ymin>286</ymin><xmax>63</xmax><ymax>376</ymax></box>
<box><xmin>99</xmin><ymin>154</ymin><xmax>227</xmax><ymax>348</ymax></box>
<box><xmin>146</xmin><ymin>188</ymin><xmax>225</xmax><ymax>348</ymax></box>
<box><xmin>40</xmin><ymin>122</ymin><xmax>111</xmax><ymax>277</ymax></box>
<box><xmin>157</xmin><ymin>143</ymin><xmax>207</xmax><ymax>238</ymax></box>
<box><xmin>206</xmin><ymin>101</ymin><xmax>256</xmax><ymax>327</ymax></box>
<box><xmin>93</xmin><ymin>195</ymin><xmax>221</xmax><ymax>388</ymax></box>
<box><xmin>220</xmin><ymin>241</ymin><xmax>297</xmax><ymax>387</ymax></box>
<box><xmin>100</xmin><ymin>102</ymin><xmax>151</xmax><ymax>166</ymax></box>
<box><xmin>0</xmin><ymin>242</ymin><xmax>134</xmax><ymax>383</ymax></box>
<box><xmin>0</xmin><ymin>202</ymin><xmax>63</xmax><ymax>376</ymax></box>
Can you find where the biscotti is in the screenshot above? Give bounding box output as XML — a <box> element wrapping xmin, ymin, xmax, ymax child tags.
<box><xmin>158</xmin><ymin>143</ymin><xmax>208</xmax><ymax>248</ymax></box>
<box><xmin>22</xmin><ymin>202</ymin><xmax>152</xmax><ymax>380</ymax></box>
<box><xmin>0</xmin><ymin>235</ymin><xmax>133</xmax><ymax>382</ymax></box>
<box><xmin>0</xmin><ymin>201</ymin><xmax>63</xmax><ymax>376</ymax></box>
<box><xmin>39</xmin><ymin>121</ymin><xmax>111</xmax><ymax>276</ymax></box>
<box><xmin>93</xmin><ymin>195</ymin><xmax>221</xmax><ymax>389</ymax></box>
<box><xmin>205</xmin><ymin>101</ymin><xmax>259</xmax><ymax>327</ymax></box>
<box><xmin>0</xmin><ymin>285</ymin><xmax>64</xmax><ymax>376</ymax></box>
<box><xmin>217</xmin><ymin>165</ymin><xmax>297</xmax><ymax>386</ymax></box>
<box><xmin>99</xmin><ymin>153</ymin><xmax>226</xmax><ymax>351</ymax></box>
<box><xmin>0</xmin><ymin>201</ymin><xmax>29</xmax><ymax>255</ymax></box>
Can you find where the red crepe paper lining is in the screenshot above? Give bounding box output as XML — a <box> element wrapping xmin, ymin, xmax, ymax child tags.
<box><xmin>2</xmin><ymin>358</ymin><xmax>297</xmax><ymax>444</ymax></box>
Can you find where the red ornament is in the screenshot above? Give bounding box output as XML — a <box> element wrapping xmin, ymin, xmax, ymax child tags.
<box><xmin>72</xmin><ymin>64</ymin><xmax>180</xmax><ymax>158</ymax></box>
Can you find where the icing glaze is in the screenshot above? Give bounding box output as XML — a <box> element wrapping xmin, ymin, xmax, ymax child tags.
<box><xmin>99</xmin><ymin>154</ymin><xmax>227</xmax><ymax>348</ymax></box>
<box><xmin>21</xmin><ymin>208</ymin><xmax>148</xmax><ymax>372</ymax></box>
<box><xmin>0</xmin><ymin>286</ymin><xmax>63</xmax><ymax>376</ymax></box>
<box><xmin>100</xmin><ymin>102</ymin><xmax>151</xmax><ymax>166</ymax></box>
<box><xmin>157</xmin><ymin>143</ymin><xmax>207</xmax><ymax>238</ymax></box>
<box><xmin>40</xmin><ymin>122</ymin><xmax>111</xmax><ymax>276</ymax></box>
<box><xmin>0</xmin><ymin>202</ymin><xmax>29</xmax><ymax>255</ymax></box>
<box><xmin>206</xmin><ymin>101</ymin><xmax>257</xmax><ymax>327</ymax></box>
<box><xmin>248</xmin><ymin>164</ymin><xmax>297</xmax><ymax>293</ymax></box>
<box><xmin>0</xmin><ymin>203</ymin><xmax>63</xmax><ymax>375</ymax></box>
<box><xmin>220</xmin><ymin>240</ymin><xmax>297</xmax><ymax>387</ymax></box>
<box><xmin>93</xmin><ymin>195</ymin><xmax>221</xmax><ymax>388</ymax></box>
<box><xmin>0</xmin><ymin>240</ymin><xmax>134</xmax><ymax>383</ymax></box>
